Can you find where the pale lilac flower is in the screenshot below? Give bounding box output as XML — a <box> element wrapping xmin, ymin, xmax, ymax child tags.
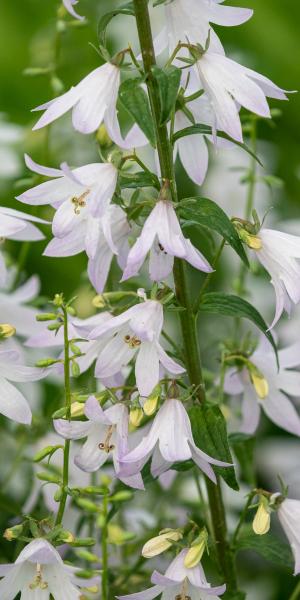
<box><xmin>0</xmin><ymin>347</ymin><xmax>46</xmax><ymax>425</ymax></box>
<box><xmin>275</xmin><ymin>497</ymin><xmax>300</xmax><ymax>575</ymax></box>
<box><xmin>117</xmin><ymin>548</ymin><xmax>226</xmax><ymax>600</ymax></box>
<box><xmin>0</xmin><ymin>537</ymin><xmax>97</xmax><ymax>599</ymax></box>
<box><xmin>174</xmin><ymin>94</ymin><xmax>234</xmax><ymax>186</ymax></box>
<box><xmin>88</xmin><ymin>296</ymin><xmax>185</xmax><ymax>396</ymax></box>
<box><xmin>17</xmin><ymin>154</ymin><xmax>118</xmax><ymax>219</ymax></box>
<box><xmin>31</xmin><ymin>63</ymin><xmax>147</xmax><ymax>148</ymax></box>
<box><xmin>54</xmin><ymin>395</ymin><xmax>144</xmax><ymax>489</ymax></box>
<box><xmin>0</xmin><ymin>275</ymin><xmax>42</xmax><ymax>338</ymax></box>
<box><xmin>0</xmin><ymin>206</ymin><xmax>47</xmax><ymax>286</ymax></box>
<box><xmin>224</xmin><ymin>338</ymin><xmax>300</xmax><ymax>437</ymax></box>
<box><xmin>120</xmin><ymin>398</ymin><xmax>231</xmax><ymax>482</ymax></box>
<box><xmin>190</xmin><ymin>51</ymin><xmax>287</xmax><ymax>142</ymax></box>
<box><xmin>154</xmin><ymin>0</ymin><xmax>253</xmax><ymax>56</ymax></box>
<box><xmin>63</xmin><ymin>0</ymin><xmax>84</xmax><ymax>20</ymax></box>
<box><xmin>251</xmin><ymin>228</ymin><xmax>300</xmax><ymax>328</ymax></box>
<box><xmin>122</xmin><ymin>200</ymin><xmax>212</xmax><ymax>282</ymax></box>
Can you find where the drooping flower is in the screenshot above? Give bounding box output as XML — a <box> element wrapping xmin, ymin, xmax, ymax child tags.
<box><xmin>44</xmin><ymin>204</ymin><xmax>130</xmax><ymax>293</ymax></box>
<box><xmin>0</xmin><ymin>537</ymin><xmax>98</xmax><ymax>599</ymax></box>
<box><xmin>54</xmin><ymin>395</ymin><xmax>144</xmax><ymax>489</ymax></box>
<box><xmin>31</xmin><ymin>63</ymin><xmax>147</xmax><ymax>148</ymax></box>
<box><xmin>224</xmin><ymin>337</ymin><xmax>300</xmax><ymax>436</ymax></box>
<box><xmin>274</xmin><ymin>497</ymin><xmax>300</xmax><ymax>575</ymax></box>
<box><xmin>248</xmin><ymin>228</ymin><xmax>300</xmax><ymax>328</ymax></box>
<box><xmin>63</xmin><ymin>0</ymin><xmax>84</xmax><ymax>20</ymax></box>
<box><xmin>17</xmin><ymin>154</ymin><xmax>119</xmax><ymax>219</ymax></box>
<box><xmin>189</xmin><ymin>51</ymin><xmax>287</xmax><ymax>142</ymax></box>
<box><xmin>174</xmin><ymin>94</ymin><xmax>234</xmax><ymax>186</ymax></box>
<box><xmin>154</xmin><ymin>0</ymin><xmax>253</xmax><ymax>56</ymax></box>
<box><xmin>0</xmin><ymin>347</ymin><xmax>46</xmax><ymax>424</ymax></box>
<box><xmin>117</xmin><ymin>548</ymin><xmax>226</xmax><ymax>600</ymax></box>
<box><xmin>87</xmin><ymin>295</ymin><xmax>185</xmax><ymax>396</ymax></box>
<box><xmin>121</xmin><ymin>199</ymin><xmax>212</xmax><ymax>282</ymax></box>
<box><xmin>120</xmin><ymin>398</ymin><xmax>231</xmax><ymax>482</ymax></box>
<box><xmin>0</xmin><ymin>206</ymin><xmax>47</xmax><ymax>286</ymax></box>
<box><xmin>0</xmin><ymin>274</ymin><xmax>42</xmax><ymax>338</ymax></box>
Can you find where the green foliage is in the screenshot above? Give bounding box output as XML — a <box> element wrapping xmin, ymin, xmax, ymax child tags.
<box><xmin>189</xmin><ymin>404</ymin><xmax>239</xmax><ymax>490</ymax></box>
<box><xmin>97</xmin><ymin>2</ymin><xmax>135</xmax><ymax>46</ymax></box>
<box><xmin>151</xmin><ymin>65</ymin><xmax>181</xmax><ymax>124</ymax></box>
<box><xmin>179</xmin><ymin>197</ymin><xmax>249</xmax><ymax>266</ymax></box>
<box><xmin>119</xmin><ymin>78</ymin><xmax>156</xmax><ymax>146</ymax></box>
<box><xmin>236</xmin><ymin>529</ymin><xmax>294</xmax><ymax>570</ymax></box>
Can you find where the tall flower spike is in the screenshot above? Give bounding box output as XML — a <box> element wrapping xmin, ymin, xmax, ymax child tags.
<box><xmin>0</xmin><ymin>537</ymin><xmax>98</xmax><ymax>599</ymax></box>
<box><xmin>154</xmin><ymin>0</ymin><xmax>253</xmax><ymax>56</ymax></box>
<box><xmin>54</xmin><ymin>395</ymin><xmax>144</xmax><ymax>490</ymax></box>
<box><xmin>122</xmin><ymin>199</ymin><xmax>213</xmax><ymax>282</ymax></box>
<box><xmin>224</xmin><ymin>337</ymin><xmax>300</xmax><ymax>436</ymax></box>
<box><xmin>31</xmin><ymin>63</ymin><xmax>147</xmax><ymax>148</ymax></box>
<box><xmin>87</xmin><ymin>297</ymin><xmax>185</xmax><ymax>397</ymax></box>
<box><xmin>189</xmin><ymin>51</ymin><xmax>288</xmax><ymax>142</ymax></box>
<box><xmin>117</xmin><ymin>548</ymin><xmax>226</xmax><ymax>600</ymax></box>
<box><xmin>120</xmin><ymin>398</ymin><xmax>232</xmax><ymax>482</ymax></box>
<box><xmin>63</xmin><ymin>0</ymin><xmax>84</xmax><ymax>20</ymax></box>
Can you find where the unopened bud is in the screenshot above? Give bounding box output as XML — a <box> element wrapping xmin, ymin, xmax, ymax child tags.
<box><xmin>58</xmin><ymin>530</ymin><xmax>75</xmax><ymax>544</ymax></box>
<box><xmin>107</xmin><ymin>524</ymin><xmax>135</xmax><ymax>545</ymax></box>
<box><xmin>142</xmin><ymin>530</ymin><xmax>182</xmax><ymax>558</ymax></box>
<box><xmin>129</xmin><ymin>407</ymin><xmax>143</xmax><ymax>427</ymax></box>
<box><xmin>249</xmin><ymin>371</ymin><xmax>269</xmax><ymax>399</ymax></box>
<box><xmin>0</xmin><ymin>324</ymin><xmax>16</xmax><ymax>339</ymax></box>
<box><xmin>71</xmin><ymin>402</ymin><xmax>84</xmax><ymax>417</ymax></box>
<box><xmin>184</xmin><ymin>529</ymin><xmax>208</xmax><ymax>569</ymax></box>
<box><xmin>36</xmin><ymin>313</ymin><xmax>57</xmax><ymax>322</ymax></box>
<box><xmin>92</xmin><ymin>294</ymin><xmax>106</xmax><ymax>308</ymax></box>
<box><xmin>36</xmin><ymin>358</ymin><xmax>61</xmax><ymax>368</ymax></box>
<box><xmin>96</xmin><ymin>124</ymin><xmax>113</xmax><ymax>148</ymax></box>
<box><xmin>3</xmin><ymin>523</ymin><xmax>24</xmax><ymax>541</ymax></box>
<box><xmin>253</xmin><ymin>497</ymin><xmax>271</xmax><ymax>535</ymax></box>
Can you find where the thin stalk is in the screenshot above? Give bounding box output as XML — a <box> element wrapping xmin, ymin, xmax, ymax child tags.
<box><xmin>194</xmin><ymin>238</ymin><xmax>226</xmax><ymax>313</ymax></box>
<box><xmin>289</xmin><ymin>580</ymin><xmax>300</xmax><ymax>600</ymax></box>
<box><xmin>232</xmin><ymin>491</ymin><xmax>256</xmax><ymax>547</ymax></box>
<box><xmin>55</xmin><ymin>305</ymin><xmax>71</xmax><ymax>526</ymax></box>
<box><xmin>132</xmin><ymin>0</ymin><xmax>241</xmax><ymax>594</ymax></box>
<box><xmin>101</xmin><ymin>494</ymin><xmax>109</xmax><ymax>600</ymax></box>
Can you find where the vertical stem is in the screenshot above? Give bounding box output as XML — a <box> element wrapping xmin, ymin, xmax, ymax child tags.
<box><xmin>289</xmin><ymin>580</ymin><xmax>300</xmax><ymax>600</ymax></box>
<box><xmin>55</xmin><ymin>305</ymin><xmax>71</xmax><ymax>526</ymax></box>
<box><xmin>133</xmin><ymin>0</ymin><xmax>241</xmax><ymax>594</ymax></box>
<box><xmin>101</xmin><ymin>495</ymin><xmax>109</xmax><ymax>600</ymax></box>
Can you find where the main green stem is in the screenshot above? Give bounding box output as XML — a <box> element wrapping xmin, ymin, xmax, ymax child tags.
<box><xmin>101</xmin><ymin>495</ymin><xmax>109</xmax><ymax>600</ymax></box>
<box><xmin>133</xmin><ymin>0</ymin><xmax>240</xmax><ymax>594</ymax></box>
<box><xmin>55</xmin><ymin>305</ymin><xmax>71</xmax><ymax>526</ymax></box>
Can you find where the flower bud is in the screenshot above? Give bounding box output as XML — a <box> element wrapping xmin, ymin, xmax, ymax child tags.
<box><xmin>0</xmin><ymin>324</ymin><xmax>16</xmax><ymax>339</ymax></box>
<box><xmin>249</xmin><ymin>371</ymin><xmax>269</xmax><ymax>399</ymax></box>
<box><xmin>3</xmin><ymin>523</ymin><xmax>24</xmax><ymax>541</ymax></box>
<box><xmin>70</xmin><ymin>402</ymin><xmax>85</xmax><ymax>417</ymax></box>
<box><xmin>253</xmin><ymin>497</ymin><xmax>271</xmax><ymax>535</ymax></box>
<box><xmin>184</xmin><ymin>529</ymin><xmax>208</xmax><ymax>568</ymax></box>
<box><xmin>107</xmin><ymin>524</ymin><xmax>135</xmax><ymax>545</ymax></box>
<box><xmin>142</xmin><ymin>530</ymin><xmax>182</xmax><ymax>558</ymax></box>
<box><xmin>129</xmin><ymin>407</ymin><xmax>143</xmax><ymax>427</ymax></box>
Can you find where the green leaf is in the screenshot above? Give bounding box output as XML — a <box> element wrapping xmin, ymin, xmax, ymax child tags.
<box><xmin>198</xmin><ymin>292</ymin><xmax>278</xmax><ymax>363</ymax></box>
<box><xmin>189</xmin><ymin>405</ymin><xmax>239</xmax><ymax>491</ymax></box>
<box><xmin>152</xmin><ymin>65</ymin><xmax>181</xmax><ymax>124</ymax></box>
<box><xmin>178</xmin><ymin>197</ymin><xmax>249</xmax><ymax>267</ymax></box>
<box><xmin>229</xmin><ymin>433</ymin><xmax>256</xmax><ymax>487</ymax></box>
<box><xmin>172</xmin><ymin>124</ymin><xmax>263</xmax><ymax>167</ymax></box>
<box><xmin>236</xmin><ymin>530</ymin><xmax>293</xmax><ymax>569</ymax></box>
<box><xmin>119</xmin><ymin>78</ymin><xmax>156</xmax><ymax>147</ymax></box>
<box><xmin>153</xmin><ymin>0</ymin><xmax>175</xmax><ymax>5</ymax></box>
<box><xmin>98</xmin><ymin>2</ymin><xmax>135</xmax><ymax>46</ymax></box>
<box><xmin>119</xmin><ymin>171</ymin><xmax>160</xmax><ymax>189</ymax></box>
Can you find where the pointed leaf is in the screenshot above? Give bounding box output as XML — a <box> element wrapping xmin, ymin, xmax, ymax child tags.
<box><xmin>178</xmin><ymin>197</ymin><xmax>249</xmax><ymax>267</ymax></box>
<box><xmin>189</xmin><ymin>404</ymin><xmax>239</xmax><ymax>491</ymax></box>
<box><xmin>119</xmin><ymin>78</ymin><xmax>156</xmax><ymax>147</ymax></box>
<box><xmin>152</xmin><ymin>65</ymin><xmax>181</xmax><ymax>124</ymax></box>
<box><xmin>98</xmin><ymin>3</ymin><xmax>135</xmax><ymax>46</ymax></box>
<box><xmin>236</xmin><ymin>529</ymin><xmax>293</xmax><ymax>569</ymax></box>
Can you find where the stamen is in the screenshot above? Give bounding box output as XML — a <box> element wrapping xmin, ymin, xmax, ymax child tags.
<box><xmin>71</xmin><ymin>190</ymin><xmax>90</xmax><ymax>214</ymax></box>
<box><xmin>29</xmin><ymin>563</ymin><xmax>48</xmax><ymax>590</ymax></box>
<box><xmin>175</xmin><ymin>579</ymin><xmax>191</xmax><ymax>600</ymax></box>
<box><xmin>124</xmin><ymin>334</ymin><xmax>142</xmax><ymax>348</ymax></box>
<box><xmin>98</xmin><ymin>425</ymin><xmax>116</xmax><ymax>453</ymax></box>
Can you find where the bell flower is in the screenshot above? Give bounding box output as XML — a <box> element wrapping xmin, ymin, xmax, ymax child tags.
<box><xmin>121</xmin><ymin>199</ymin><xmax>212</xmax><ymax>282</ymax></box>
<box><xmin>63</xmin><ymin>0</ymin><xmax>84</xmax><ymax>20</ymax></box>
<box><xmin>190</xmin><ymin>51</ymin><xmax>287</xmax><ymax>143</ymax></box>
<box><xmin>31</xmin><ymin>62</ymin><xmax>147</xmax><ymax>148</ymax></box>
<box><xmin>0</xmin><ymin>206</ymin><xmax>47</xmax><ymax>286</ymax></box>
<box><xmin>248</xmin><ymin>228</ymin><xmax>300</xmax><ymax>328</ymax></box>
<box><xmin>224</xmin><ymin>337</ymin><xmax>300</xmax><ymax>437</ymax></box>
<box><xmin>0</xmin><ymin>537</ymin><xmax>98</xmax><ymax>599</ymax></box>
<box><xmin>275</xmin><ymin>497</ymin><xmax>300</xmax><ymax>575</ymax></box>
<box><xmin>88</xmin><ymin>296</ymin><xmax>185</xmax><ymax>397</ymax></box>
<box><xmin>117</xmin><ymin>548</ymin><xmax>226</xmax><ymax>600</ymax></box>
<box><xmin>0</xmin><ymin>275</ymin><xmax>42</xmax><ymax>338</ymax></box>
<box><xmin>120</xmin><ymin>398</ymin><xmax>231</xmax><ymax>482</ymax></box>
<box><xmin>17</xmin><ymin>154</ymin><xmax>118</xmax><ymax>219</ymax></box>
<box><xmin>0</xmin><ymin>347</ymin><xmax>46</xmax><ymax>425</ymax></box>
<box><xmin>54</xmin><ymin>395</ymin><xmax>144</xmax><ymax>490</ymax></box>
<box><xmin>154</xmin><ymin>0</ymin><xmax>253</xmax><ymax>57</ymax></box>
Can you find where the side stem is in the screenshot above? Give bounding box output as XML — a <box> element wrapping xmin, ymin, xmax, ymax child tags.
<box><xmin>133</xmin><ymin>0</ymin><xmax>241</xmax><ymax>594</ymax></box>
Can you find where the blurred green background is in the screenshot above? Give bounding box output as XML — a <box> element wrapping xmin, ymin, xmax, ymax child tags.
<box><xmin>0</xmin><ymin>2</ymin><xmax>300</xmax><ymax>598</ymax></box>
